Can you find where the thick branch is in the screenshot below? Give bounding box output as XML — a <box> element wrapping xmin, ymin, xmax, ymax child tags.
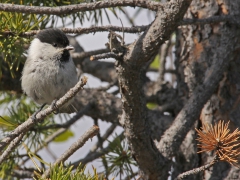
<box><xmin>116</xmin><ymin>1</ymin><xmax>192</xmax><ymax>179</ymax></box>
<box><xmin>72</xmin><ymin>89</ymin><xmax>121</xmax><ymax>124</ymax></box>
<box><xmin>124</xmin><ymin>1</ymin><xmax>192</xmax><ymax>65</ymax></box>
<box><xmin>0</xmin><ymin>0</ymin><xmax>161</xmax><ymax>15</ymax></box>
<box><xmin>158</xmin><ymin>29</ymin><xmax>236</xmax><ymax>158</ymax></box>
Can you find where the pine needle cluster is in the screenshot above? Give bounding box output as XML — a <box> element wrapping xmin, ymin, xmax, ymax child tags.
<box><xmin>196</xmin><ymin>120</ymin><xmax>240</xmax><ymax>166</ymax></box>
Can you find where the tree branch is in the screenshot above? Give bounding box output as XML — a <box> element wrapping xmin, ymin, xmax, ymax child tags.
<box><xmin>72</xmin><ymin>89</ymin><xmax>121</xmax><ymax>124</ymax></box>
<box><xmin>0</xmin><ymin>25</ymin><xmax>148</xmax><ymax>38</ymax></box>
<box><xmin>38</xmin><ymin>103</ymin><xmax>92</xmax><ymax>130</ymax></box>
<box><xmin>61</xmin><ymin>26</ymin><xmax>148</xmax><ymax>35</ymax></box>
<box><xmin>158</xmin><ymin>27</ymin><xmax>236</xmax><ymax>158</ymax></box>
<box><xmin>42</xmin><ymin>125</ymin><xmax>99</xmax><ymax>178</ymax></box>
<box><xmin>89</xmin><ymin>124</ymin><xmax>117</xmax><ymax>152</ymax></box>
<box><xmin>1</xmin><ymin>14</ymin><xmax>237</xmax><ymax>38</ymax></box>
<box><xmin>176</xmin><ymin>158</ymin><xmax>217</xmax><ymax>180</ymax></box>
<box><xmin>115</xmin><ymin>0</ymin><xmax>192</xmax><ymax>179</ymax></box>
<box><xmin>72</xmin><ymin>132</ymin><xmax>124</xmax><ymax>168</ymax></box>
<box><xmin>0</xmin><ymin>0</ymin><xmax>161</xmax><ymax>15</ymax></box>
<box><xmin>20</xmin><ymin>104</ymin><xmax>92</xmax><ymax>166</ymax></box>
<box><xmin>72</xmin><ymin>147</ymin><xmax>109</xmax><ymax>168</ymax></box>
<box><xmin>12</xmin><ymin>169</ymin><xmax>34</xmax><ymax>179</ymax></box>
<box><xmin>0</xmin><ymin>133</ymin><xmax>25</xmax><ymax>164</ymax></box>
<box><xmin>0</xmin><ymin>76</ymin><xmax>88</xmax><ymax>153</ymax></box>
<box><xmin>90</xmin><ymin>52</ymin><xmax>122</xmax><ymax>61</ymax></box>
<box><xmin>72</xmin><ymin>48</ymin><xmax>110</xmax><ymax>61</ymax></box>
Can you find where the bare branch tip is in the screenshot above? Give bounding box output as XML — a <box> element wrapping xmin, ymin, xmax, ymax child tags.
<box><xmin>81</xmin><ymin>76</ymin><xmax>88</xmax><ymax>84</ymax></box>
<box><xmin>92</xmin><ymin>125</ymin><xmax>100</xmax><ymax>132</ymax></box>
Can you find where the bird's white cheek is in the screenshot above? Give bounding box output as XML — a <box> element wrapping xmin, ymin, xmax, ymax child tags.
<box><xmin>28</xmin><ymin>38</ymin><xmax>56</xmax><ymax>61</ymax></box>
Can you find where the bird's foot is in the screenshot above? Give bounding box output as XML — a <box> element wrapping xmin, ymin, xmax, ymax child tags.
<box><xmin>50</xmin><ymin>99</ymin><xmax>59</xmax><ymax>114</ymax></box>
<box><xmin>31</xmin><ymin>103</ymin><xmax>46</xmax><ymax>121</ymax></box>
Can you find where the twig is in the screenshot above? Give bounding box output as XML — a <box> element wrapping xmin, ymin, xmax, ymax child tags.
<box><xmin>93</xmin><ymin>119</ymin><xmax>102</xmax><ymax>148</ymax></box>
<box><xmin>0</xmin><ymin>133</ymin><xmax>25</xmax><ymax>164</ymax></box>
<box><xmin>158</xmin><ymin>40</ymin><xmax>171</xmax><ymax>84</ymax></box>
<box><xmin>38</xmin><ymin>103</ymin><xmax>92</xmax><ymax>130</ymax></box>
<box><xmin>90</xmin><ymin>124</ymin><xmax>117</xmax><ymax>152</ymax></box>
<box><xmin>0</xmin><ymin>76</ymin><xmax>88</xmax><ymax>153</ymax></box>
<box><xmin>42</xmin><ymin>125</ymin><xmax>99</xmax><ymax>178</ymax></box>
<box><xmin>72</xmin><ymin>132</ymin><xmax>124</xmax><ymax>169</ymax></box>
<box><xmin>90</xmin><ymin>52</ymin><xmax>122</xmax><ymax>61</ymax></box>
<box><xmin>12</xmin><ymin>169</ymin><xmax>34</xmax><ymax>179</ymax></box>
<box><xmin>72</xmin><ymin>48</ymin><xmax>110</xmax><ymax>61</ymax></box>
<box><xmin>123</xmin><ymin>172</ymin><xmax>138</xmax><ymax>180</ymax></box>
<box><xmin>21</xmin><ymin>104</ymin><xmax>92</xmax><ymax>165</ymax></box>
<box><xmin>97</xmin><ymin>80</ymin><xmax>118</xmax><ymax>92</ymax></box>
<box><xmin>1</xmin><ymin>14</ymin><xmax>238</xmax><ymax>37</ymax></box>
<box><xmin>0</xmin><ymin>0</ymin><xmax>161</xmax><ymax>15</ymax></box>
<box><xmin>61</xmin><ymin>26</ymin><xmax>148</xmax><ymax>35</ymax></box>
<box><xmin>0</xmin><ymin>25</ymin><xmax>149</xmax><ymax>37</ymax></box>
<box><xmin>176</xmin><ymin>158</ymin><xmax>218</xmax><ymax>180</ymax></box>
<box><xmin>119</xmin><ymin>18</ymin><xmax>125</xmax><ymax>46</ymax></box>
<box><xmin>72</xmin><ymin>147</ymin><xmax>109</xmax><ymax>168</ymax></box>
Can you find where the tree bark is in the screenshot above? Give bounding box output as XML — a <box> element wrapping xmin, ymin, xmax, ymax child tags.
<box><xmin>172</xmin><ymin>0</ymin><xmax>240</xmax><ymax>179</ymax></box>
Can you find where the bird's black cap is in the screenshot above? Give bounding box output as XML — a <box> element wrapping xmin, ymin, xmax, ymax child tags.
<box><xmin>36</xmin><ymin>28</ymin><xmax>69</xmax><ymax>48</ymax></box>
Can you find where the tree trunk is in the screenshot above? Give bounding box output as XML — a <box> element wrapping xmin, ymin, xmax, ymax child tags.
<box><xmin>176</xmin><ymin>0</ymin><xmax>240</xmax><ymax>179</ymax></box>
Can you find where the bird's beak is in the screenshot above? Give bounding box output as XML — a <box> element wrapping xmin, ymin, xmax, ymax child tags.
<box><xmin>65</xmin><ymin>45</ymin><xmax>74</xmax><ymax>51</ymax></box>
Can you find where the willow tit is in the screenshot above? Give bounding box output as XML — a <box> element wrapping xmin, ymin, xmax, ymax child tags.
<box><xmin>21</xmin><ymin>28</ymin><xmax>78</xmax><ymax>113</ymax></box>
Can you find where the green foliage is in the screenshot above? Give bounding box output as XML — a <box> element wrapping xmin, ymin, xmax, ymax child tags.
<box><xmin>0</xmin><ymin>0</ymin><xmax>121</xmax><ymax>79</ymax></box>
<box><xmin>37</xmin><ymin>163</ymin><xmax>104</xmax><ymax>180</ymax></box>
<box><xmin>0</xmin><ymin>115</ymin><xmax>18</xmax><ymax>130</ymax></box>
<box><xmin>0</xmin><ymin>152</ymin><xmax>20</xmax><ymax>180</ymax></box>
<box><xmin>150</xmin><ymin>54</ymin><xmax>160</xmax><ymax>69</ymax></box>
<box><xmin>146</xmin><ymin>102</ymin><xmax>157</xmax><ymax>110</ymax></box>
<box><xmin>0</xmin><ymin>1</ymin><xmax>141</xmax><ymax>179</ymax></box>
<box><xmin>0</xmin><ymin>12</ymin><xmax>46</xmax><ymax>78</ymax></box>
<box><xmin>0</xmin><ymin>92</ymin><xmax>56</xmax><ymax>149</ymax></box>
<box><xmin>53</xmin><ymin>130</ymin><xmax>74</xmax><ymax>142</ymax></box>
<box><xmin>104</xmin><ymin>135</ymin><xmax>136</xmax><ymax>179</ymax></box>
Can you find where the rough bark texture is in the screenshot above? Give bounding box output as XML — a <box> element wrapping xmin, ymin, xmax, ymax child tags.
<box><xmin>1</xmin><ymin>0</ymin><xmax>240</xmax><ymax>179</ymax></box>
<box><xmin>115</xmin><ymin>1</ymin><xmax>192</xmax><ymax>179</ymax></box>
<box><xmin>172</xmin><ymin>0</ymin><xmax>240</xmax><ymax>179</ymax></box>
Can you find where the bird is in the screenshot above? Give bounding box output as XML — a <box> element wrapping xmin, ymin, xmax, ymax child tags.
<box><xmin>21</xmin><ymin>28</ymin><xmax>78</xmax><ymax>114</ymax></box>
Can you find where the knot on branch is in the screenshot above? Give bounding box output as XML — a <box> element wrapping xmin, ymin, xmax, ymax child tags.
<box><xmin>91</xmin><ymin>31</ymin><xmax>126</xmax><ymax>61</ymax></box>
<box><xmin>106</xmin><ymin>31</ymin><xmax>125</xmax><ymax>54</ymax></box>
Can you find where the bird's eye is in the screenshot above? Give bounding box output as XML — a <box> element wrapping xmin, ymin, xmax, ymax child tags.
<box><xmin>53</xmin><ymin>43</ymin><xmax>57</xmax><ymax>47</ymax></box>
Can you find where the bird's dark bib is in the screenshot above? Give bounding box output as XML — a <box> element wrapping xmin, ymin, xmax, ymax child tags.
<box><xmin>60</xmin><ymin>50</ymin><xmax>70</xmax><ymax>62</ymax></box>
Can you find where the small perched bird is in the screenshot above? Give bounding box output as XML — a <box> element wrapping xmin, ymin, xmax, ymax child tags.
<box><xmin>21</xmin><ymin>28</ymin><xmax>78</xmax><ymax>113</ymax></box>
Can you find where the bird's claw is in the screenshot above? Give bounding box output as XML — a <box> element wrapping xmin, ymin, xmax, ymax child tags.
<box><xmin>31</xmin><ymin>103</ymin><xmax>46</xmax><ymax>122</ymax></box>
<box><xmin>51</xmin><ymin>99</ymin><xmax>59</xmax><ymax>114</ymax></box>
